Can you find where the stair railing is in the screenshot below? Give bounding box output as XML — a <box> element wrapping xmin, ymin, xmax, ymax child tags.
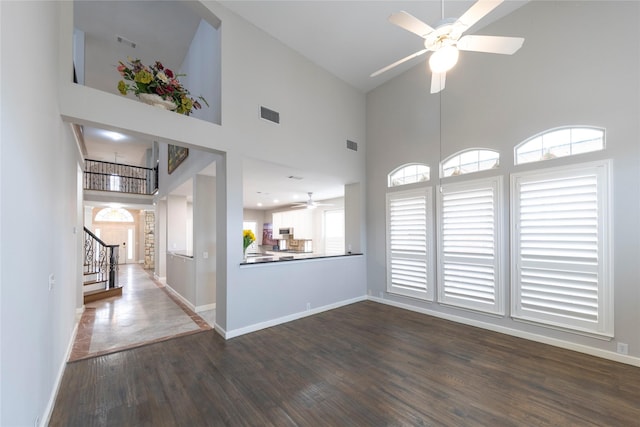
<box><xmin>84</xmin><ymin>227</ymin><xmax>119</xmax><ymax>289</ymax></box>
<box><xmin>84</xmin><ymin>159</ymin><xmax>158</xmax><ymax>195</ymax></box>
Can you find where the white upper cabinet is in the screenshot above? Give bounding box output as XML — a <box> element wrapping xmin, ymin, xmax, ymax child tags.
<box><xmin>272</xmin><ymin>209</ymin><xmax>312</xmax><ymax>239</ymax></box>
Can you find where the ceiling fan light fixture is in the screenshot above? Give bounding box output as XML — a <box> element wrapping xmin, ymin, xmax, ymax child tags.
<box><xmin>429</xmin><ymin>45</ymin><xmax>459</xmax><ymax>73</ymax></box>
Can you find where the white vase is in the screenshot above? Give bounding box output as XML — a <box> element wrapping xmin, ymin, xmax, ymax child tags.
<box><xmin>138</xmin><ymin>93</ymin><xmax>177</xmax><ymax>111</ymax></box>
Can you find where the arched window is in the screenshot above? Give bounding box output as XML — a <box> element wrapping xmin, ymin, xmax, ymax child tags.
<box><xmin>514</xmin><ymin>126</ymin><xmax>605</xmax><ymax>165</ymax></box>
<box><xmin>95</xmin><ymin>207</ymin><xmax>134</xmax><ymax>222</ymax></box>
<box><xmin>441</xmin><ymin>149</ymin><xmax>499</xmax><ymax>178</ymax></box>
<box><xmin>388</xmin><ymin>163</ymin><xmax>430</xmax><ymax>187</ymax></box>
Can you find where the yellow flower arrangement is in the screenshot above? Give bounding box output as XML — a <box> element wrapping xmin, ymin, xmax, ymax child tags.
<box><xmin>243</xmin><ymin>229</ymin><xmax>256</xmax><ymax>252</ymax></box>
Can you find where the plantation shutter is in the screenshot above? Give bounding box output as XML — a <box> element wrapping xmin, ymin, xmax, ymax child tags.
<box><xmin>437</xmin><ymin>177</ymin><xmax>503</xmax><ymax>314</ymax></box>
<box><xmin>386</xmin><ymin>188</ymin><xmax>433</xmax><ymax>300</ymax></box>
<box><xmin>324</xmin><ymin>210</ymin><xmax>345</xmax><ymax>255</ymax></box>
<box><xmin>511</xmin><ymin>161</ymin><xmax>612</xmax><ymax>336</ymax></box>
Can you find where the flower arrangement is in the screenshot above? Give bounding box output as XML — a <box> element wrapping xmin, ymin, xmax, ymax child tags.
<box><xmin>243</xmin><ymin>229</ymin><xmax>256</xmax><ymax>253</ymax></box>
<box><xmin>117</xmin><ymin>58</ymin><xmax>208</xmax><ymax>116</ymax></box>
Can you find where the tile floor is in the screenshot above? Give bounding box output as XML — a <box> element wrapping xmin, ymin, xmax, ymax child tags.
<box><xmin>69</xmin><ymin>263</ymin><xmax>213</xmax><ymax>361</ymax></box>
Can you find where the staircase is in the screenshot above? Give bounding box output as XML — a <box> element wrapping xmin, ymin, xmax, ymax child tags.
<box><xmin>83</xmin><ymin>227</ymin><xmax>122</xmax><ymax>303</ymax></box>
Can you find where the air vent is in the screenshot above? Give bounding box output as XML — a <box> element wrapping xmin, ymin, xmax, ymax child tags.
<box><xmin>260</xmin><ymin>106</ymin><xmax>280</xmax><ymax>124</ymax></box>
<box><xmin>346</xmin><ymin>140</ymin><xmax>358</xmax><ymax>151</ymax></box>
<box><xmin>116</xmin><ymin>35</ymin><xmax>136</xmax><ymax>49</ymax></box>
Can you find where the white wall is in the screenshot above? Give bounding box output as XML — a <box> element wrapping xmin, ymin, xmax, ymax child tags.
<box><xmin>180</xmin><ymin>18</ymin><xmax>221</xmax><ymax>125</ymax></box>
<box><xmin>157</xmin><ymin>142</ymin><xmax>219</xmax><ymax>198</ymax></box>
<box><xmin>167</xmin><ymin>195</ymin><xmax>188</xmax><ymax>252</ymax></box>
<box><xmin>345</xmin><ymin>182</ymin><xmax>364</xmax><ymax>254</ymax></box>
<box><xmin>56</xmin><ymin>0</ymin><xmax>367</xmax><ymax>336</ymax></box>
<box><xmin>233</xmin><ymin>255</ymin><xmax>366</xmax><ymax>337</ymax></box>
<box><xmin>366</xmin><ymin>1</ymin><xmax>640</xmax><ymax>361</ymax></box>
<box><xmin>194</xmin><ymin>174</ymin><xmax>216</xmax><ymax>309</ymax></box>
<box><xmin>155</xmin><ymin>199</ymin><xmax>168</xmax><ymax>281</ymax></box>
<box><xmin>167</xmin><ymin>253</ymin><xmax>195</xmax><ymax>303</ymax></box>
<box><xmin>1</xmin><ymin>2</ymin><xmax>83</xmax><ymax>425</ymax></box>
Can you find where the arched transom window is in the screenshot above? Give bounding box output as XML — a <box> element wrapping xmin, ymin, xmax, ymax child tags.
<box><xmin>95</xmin><ymin>207</ymin><xmax>134</xmax><ymax>222</ymax></box>
<box><xmin>388</xmin><ymin>163</ymin><xmax>430</xmax><ymax>188</ymax></box>
<box><xmin>515</xmin><ymin>126</ymin><xmax>605</xmax><ymax>165</ymax></box>
<box><xmin>441</xmin><ymin>149</ymin><xmax>499</xmax><ymax>178</ymax></box>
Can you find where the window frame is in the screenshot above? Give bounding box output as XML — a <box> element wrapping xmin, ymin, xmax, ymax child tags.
<box><xmin>514</xmin><ymin>126</ymin><xmax>605</xmax><ymax>166</ymax></box>
<box><xmin>440</xmin><ymin>148</ymin><xmax>500</xmax><ymax>178</ymax></box>
<box><xmin>388</xmin><ymin>163</ymin><xmax>430</xmax><ymax>188</ymax></box>
<box><xmin>510</xmin><ymin>160</ymin><xmax>613</xmax><ymax>337</ymax></box>
<box><xmin>95</xmin><ymin>207</ymin><xmax>134</xmax><ymax>222</ymax></box>
<box><xmin>386</xmin><ymin>187</ymin><xmax>435</xmax><ymax>301</ymax></box>
<box><xmin>436</xmin><ymin>175</ymin><xmax>505</xmax><ymax>315</ymax></box>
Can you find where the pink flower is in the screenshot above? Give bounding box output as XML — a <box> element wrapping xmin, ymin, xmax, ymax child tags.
<box><xmin>115</xmin><ymin>57</ymin><xmax>208</xmax><ymax>115</ymax></box>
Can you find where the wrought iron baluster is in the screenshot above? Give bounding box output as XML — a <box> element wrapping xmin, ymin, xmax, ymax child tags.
<box><xmin>83</xmin><ymin>159</ymin><xmax>156</xmax><ymax>195</ymax></box>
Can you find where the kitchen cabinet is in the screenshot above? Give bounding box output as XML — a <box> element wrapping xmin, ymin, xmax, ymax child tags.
<box><xmin>292</xmin><ymin>210</ymin><xmax>312</xmax><ymax>239</ymax></box>
<box><xmin>272</xmin><ymin>209</ymin><xmax>313</xmax><ymax>239</ymax></box>
<box><xmin>272</xmin><ymin>211</ymin><xmax>289</xmax><ymax>238</ymax></box>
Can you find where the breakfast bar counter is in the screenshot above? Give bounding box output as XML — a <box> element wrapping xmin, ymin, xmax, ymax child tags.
<box><xmin>240</xmin><ymin>251</ymin><xmax>362</xmax><ymax>265</ymax></box>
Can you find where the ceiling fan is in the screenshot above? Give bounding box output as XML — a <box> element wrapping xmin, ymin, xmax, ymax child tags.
<box><xmin>291</xmin><ymin>192</ymin><xmax>333</xmax><ymax>210</ymax></box>
<box><xmin>370</xmin><ymin>0</ymin><xmax>524</xmax><ymax>93</ymax></box>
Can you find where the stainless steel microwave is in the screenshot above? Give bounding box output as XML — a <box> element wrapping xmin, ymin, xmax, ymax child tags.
<box><xmin>279</xmin><ymin>227</ymin><xmax>293</xmax><ymax>236</ymax></box>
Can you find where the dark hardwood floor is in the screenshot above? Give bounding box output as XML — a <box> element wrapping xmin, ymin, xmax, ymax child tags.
<box><xmin>50</xmin><ymin>301</ymin><xmax>640</xmax><ymax>426</ymax></box>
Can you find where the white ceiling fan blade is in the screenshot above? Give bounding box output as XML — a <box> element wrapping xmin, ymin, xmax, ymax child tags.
<box><xmin>456</xmin><ymin>0</ymin><xmax>504</xmax><ymax>31</ymax></box>
<box><xmin>389</xmin><ymin>11</ymin><xmax>435</xmax><ymax>38</ymax></box>
<box><xmin>457</xmin><ymin>35</ymin><xmax>524</xmax><ymax>54</ymax></box>
<box><xmin>430</xmin><ymin>72</ymin><xmax>446</xmax><ymax>94</ymax></box>
<box><xmin>370</xmin><ymin>49</ymin><xmax>428</xmax><ymax>77</ymax></box>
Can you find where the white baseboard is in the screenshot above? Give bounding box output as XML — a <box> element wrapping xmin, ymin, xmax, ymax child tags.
<box><xmin>213</xmin><ymin>323</ymin><xmax>227</xmax><ymax>338</ymax></box>
<box><xmin>42</xmin><ymin>318</ymin><xmax>80</xmax><ymax>427</ymax></box>
<box><xmin>153</xmin><ymin>274</ymin><xmax>167</xmax><ymax>286</ymax></box>
<box><xmin>224</xmin><ymin>295</ymin><xmax>367</xmax><ymax>339</ymax></box>
<box><xmin>369</xmin><ymin>296</ymin><xmax>640</xmax><ymax>368</ymax></box>
<box><xmin>159</xmin><ymin>283</ymin><xmax>214</xmax><ymax>315</ymax></box>
<box><xmin>164</xmin><ymin>284</ymin><xmax>196</xmax><ymax>312</ymax></box>
<box><xmin>196</xmin><ymin>303</ymin><xmax>216</xmax><ymax>312</ymax></box>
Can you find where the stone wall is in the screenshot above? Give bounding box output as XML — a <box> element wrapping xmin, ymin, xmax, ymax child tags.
<box><xmin>144</xmin><ymin>211</ymin><xmax>155</xmax><ymax>269</ymax></box>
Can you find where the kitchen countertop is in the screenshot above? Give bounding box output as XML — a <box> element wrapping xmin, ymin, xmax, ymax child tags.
<box><xmin>240</xmin><ymin>251</ymin><xmax>362</xmax><ymax>265</ymax></box>
<box><xmin>169</xmin><ymin>250</ymin><xmax>194</xmax><ymax>258</ymax></box>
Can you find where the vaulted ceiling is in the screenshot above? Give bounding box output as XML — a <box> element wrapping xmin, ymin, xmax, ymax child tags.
<box><xmin>220</xmin><ymin>0</ymin><xmax>527</xmax><ymax>93</ymax></box>
<box><xmin>76</xmin><ymin>0</ymin><xmax>527</xmax><ymax>209</ymax></box>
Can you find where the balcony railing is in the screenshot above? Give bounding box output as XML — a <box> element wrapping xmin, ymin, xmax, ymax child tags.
<box><xmin>84</xmin><ymin>159</ymin><xmax>158</xmax><ymax>195</ymax></box>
